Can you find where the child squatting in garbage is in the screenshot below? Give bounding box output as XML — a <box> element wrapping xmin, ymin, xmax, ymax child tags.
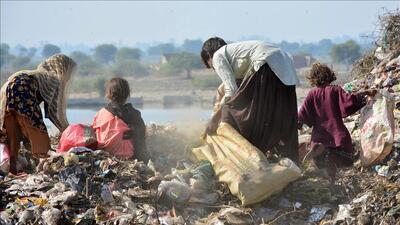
<box><xmin>92</xmin><ymin>77</ymin><xmax>149</xmax><ymax>161</ymax></box>
<box><xmin>298</xmin><ymin>62</ymin><xmax>376</xmax><ymax>181</ymax></box>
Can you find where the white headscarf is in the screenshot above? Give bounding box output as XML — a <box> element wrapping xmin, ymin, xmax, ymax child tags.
<box><xmin>0</xmin><ymin>54</ymin><xmax>76</xmax><ymax>131</ymax></box>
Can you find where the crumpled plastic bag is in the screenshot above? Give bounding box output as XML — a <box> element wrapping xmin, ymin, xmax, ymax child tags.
<box><xmin>308</xmin><ymin>206</ymin><xmax>331</xmax><ymax>222</ymax></box>
<box><xmin>360</xmin><ymin>90</ymin><xmax>395</xmax><ymax>166</ymax></box>
<box><xmin>58</xmin><ymin>124</ymin><xmax>97</xmax><ymax>153</ymax></box>
<box><xmin>158</xmin><ymin>179</ymin><xmax>191</xmax><ymax>203</ymax></box>
<box><xmin>333</xmin><ymin>204</ymin><xmax>354</xmax><ymax>224</ymax></box>
<box><xmin>0</xmin><ymin>143</ymin><xmax>10</xmax><ymax>172</ymax></box>
<box><xmin>158</xmin><ymin>179</ymin><xmax>219</xmax><ymax>205</ymax></box>
<box><xmin>59</xmin><ymin>165</ymin><xmax>87</xmax><ymax>193</ymax></box>
<box><xmin>192</xmin><ymin>122</ymin><xmax>301</xmax><ymax>206</ymax></box>
<box><xmin>42</xmin><ymin>208</ymin><xmax>61</xmax><ymax>225</ymax></box>
<box><xmin>0</xmin><ymin>143</ymin><xmax>29</xmax><ymax>173</ymax></box>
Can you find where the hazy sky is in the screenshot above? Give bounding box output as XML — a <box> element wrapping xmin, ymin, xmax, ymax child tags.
<box><xmin>1</xmin><ymin>1</ymin><xmax>399</xmax><ymax>47</ymax></box>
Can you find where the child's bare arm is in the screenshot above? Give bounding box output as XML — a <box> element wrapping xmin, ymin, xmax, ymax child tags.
<box><xmin>358</xmin><ymin>89</ymin><xmax>378</xmax><ymax>97</ymax></box>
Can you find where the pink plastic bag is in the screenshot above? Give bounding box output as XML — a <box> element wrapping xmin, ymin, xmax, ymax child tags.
<box><xmin>58</xmin><ymin>124</ymin><xmax>98</xmax><ymax>153</ymax></box>
<box><xmin>0</xmin><ymin>143</ymin><xmax>10</xmax><ymax>172</ymax></box>
<box><xmin>0</xmin><ymin>143</ymin><xmax>29</xmax><ymax>173</ymax></box>
<box><xmin>92</xmin><ymin>108</ymin><xmax>134</xmax><ymax>159</ymax></box>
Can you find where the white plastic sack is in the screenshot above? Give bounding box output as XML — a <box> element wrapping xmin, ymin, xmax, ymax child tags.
<box><xmin>360</xmin><ymin>90</ymin><xmax>395</xmax><ymax>167</ymax></box>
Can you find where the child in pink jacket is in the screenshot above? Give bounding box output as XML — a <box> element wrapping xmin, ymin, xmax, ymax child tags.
<box><xmin>92</xmin><ymin>78</ymin><xmax>148</xmax><ymax>161</ymax></box>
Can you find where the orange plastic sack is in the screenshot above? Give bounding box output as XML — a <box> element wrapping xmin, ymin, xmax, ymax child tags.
<box><xmin>360</xmin><ymin>90</ymin><xmax>395</xmax><ymax>166</ymax></box>
<box><xmin>58</xmin><ymin>124</ymin><xmax>98</xmax><ymax>153</ymax></box>
<box><xmin>92</xmin><ymin>108</ymin><xmax>134</xmax><ymax>159</ymax></box>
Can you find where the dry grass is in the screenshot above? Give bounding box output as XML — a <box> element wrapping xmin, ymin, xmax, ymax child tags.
<box><xmin>351</xmin><ymin>10</ymin><xmax>400</xmax><ymax>79</ymax></box>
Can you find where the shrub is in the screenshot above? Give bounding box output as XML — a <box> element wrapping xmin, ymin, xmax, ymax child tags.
<box><xmin>191</xmin><ymin>75</ymin><xmax>221</xmax><ymax>89</ymax></box>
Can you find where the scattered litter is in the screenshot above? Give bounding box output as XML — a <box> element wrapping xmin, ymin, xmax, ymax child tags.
<box><xmin>100</xmin><ymin>184</ymin><xmax>114</xmax><ymax>203</ymax></box>
<box><xmin>387</xmin><ymin>204</ymin><xmax>400</xmax><ymax>216</ymax></box>
<box><xmin>333</xmin><ymin>204</ymin><xmax>353</xmax><ymax>224</ymax></box>
<box><xmin>374</xmin><ymin>165</ymin><xmax>390</xmax><ymax>177</ymax></box>
<box><xmin>352</xmin><ymin>192</ymin><xmax>371</xmax><ymax>204</ymax></box>
<box><xmin>308</xmin><ymin>206</ymin><xmax>331</xmax><ymax>222</ymax></box>
<box><xmin>1</xmin><ymin>11</ymin><xmax>399</xmax><ymax>222</ymax></box>
<box><xmin>42</xmin><ymin>208</ymin><xmax>61</xmax><ymax>225</ymax></box>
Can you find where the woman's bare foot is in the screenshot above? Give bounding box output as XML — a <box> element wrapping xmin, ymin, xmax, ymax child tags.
<box><xmin>302</xmin><ymin>143</ymin><xmax>326</xmax><ymax>165</ymax></box>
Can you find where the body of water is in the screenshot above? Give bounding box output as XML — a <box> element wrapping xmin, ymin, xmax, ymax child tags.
<box><xmin>44</xmin><ymin>107</ymin><xmax>212</xmax><ymax>131</ymax></box>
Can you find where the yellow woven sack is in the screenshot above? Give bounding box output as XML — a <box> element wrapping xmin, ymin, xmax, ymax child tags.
<box><xmin>193</xmin><ymin>122</ymin><xmax>301</xmax><ymax>206</ymax></box>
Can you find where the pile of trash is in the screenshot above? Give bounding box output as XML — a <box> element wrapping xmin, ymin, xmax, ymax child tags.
<box><xmin>2</xmin><ymin>119</ymin><xmax>397</xmax><ymax>225</ymax></box>
<box><xmin>0</xmin><ymin>123</ymin><xmax>347</xmax><ymax>225</ymax></box>
<box><xmin>350</xmin><ymin>10</ymin><xmax>400</xmax><ymax>92</ymax></box>
<box><xmin>0</xmin><ymin>121</ymin><xmax>226</xmax><ymax>225</ymax></box>
<box><xmin>333</xmin><ymin>143</ymin><xmax>400</xmax><ymax>225</ymax></box>
<box><xmin>320</xmin><ymin>10</ymin><xmax>400</xmax><ymax>225</ymax></box>
<box><xmin>1</xmin><ymin>11</ymin><xmax>399</xmax><ymax>225</ymax></box>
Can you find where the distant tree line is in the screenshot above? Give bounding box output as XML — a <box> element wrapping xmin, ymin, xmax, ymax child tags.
<box><xmin>1</xmin><ymin>38</ymin><xmax>363</xmax><ymax>80</ymax></box>
<box><xmin>0</xmin><ymin>41</ymin><xmax>203</xmax><ymax>80</ymax></box>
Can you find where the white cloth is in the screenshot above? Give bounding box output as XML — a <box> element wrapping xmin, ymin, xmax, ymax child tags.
<box><xmin>212</xmin><ymin>40</ymin><xmax>299</xmax><ymax>105</ymax></box>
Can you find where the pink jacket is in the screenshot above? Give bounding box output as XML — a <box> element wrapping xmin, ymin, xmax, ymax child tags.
<box><xmin>92</xmin><ymin>108</ymin><xmax>134</xmax><ymax>158</ymax></box>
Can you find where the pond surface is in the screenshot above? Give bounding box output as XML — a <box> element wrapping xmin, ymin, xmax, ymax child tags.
<box><xmin>44</xmin><ymin>107</ymin><xmax>212</xmax><ymax>131</ymax></box>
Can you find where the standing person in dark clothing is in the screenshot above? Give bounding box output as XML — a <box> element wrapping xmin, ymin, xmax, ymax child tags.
<box><xmin>92</xmin><ymin>78</ymin><xmax>149</xmax><ymax>161</ymax></box>
<box><xmin>298</xmin><ymin>62</ymin><xmax>376</xmax><ymax>180</ymax></box>
<box><xmin>201</xmin><ymin>37</ymin><xmax>300</xmax><ymax>163</ymax></box>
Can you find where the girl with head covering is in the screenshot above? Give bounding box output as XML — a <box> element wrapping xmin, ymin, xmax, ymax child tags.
<box><xmin>0</xmin><ymin>54</ymin><xmax>76</xmax><ymax>174</ymax></box>
<box><xmin>201</xmin><ymin>37</ymin><xmax>300</xmax><ymax>163</ymax></box>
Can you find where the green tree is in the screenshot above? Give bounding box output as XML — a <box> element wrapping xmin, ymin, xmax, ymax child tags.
<box><xmin>330</xmin><ymin>40</ymin><xmax>361</xmax><ymax>69</ymax></box>
<box><xmin>0</xmin><ymin>43</ymin><xmax>15</xmax><ymax>68</ymax></box>
<box><xmin>27</xmin><ymin>47</ymin><xmax>37</xmax><ymax>58</ymax></box>
<box><xmin>70</xmin><ymin>51</ymin><xmax>92</xmax><ymax>62</ymax></box>
<box><xmin>279</xmin><ymin>41</ymin><xmax>301</xmax><ymax>54</ymax></box>
<box><xmin>94</xmin><ymin>44</ymin><xmax>117</xmax><ymax>64</ymax></box>
<box><xmin>115</xmin><ymin>47</ymin><xmax>142</xmax><ymax>62</ymax></box>
<box><xmin>12</xmin><ymin>56</ymin><xmax>31</xmax><ymax>70</ymax></box>
<box><xmin>182</xmin><ymin>39</ymin><xmax>203</xmax><ymax>53</ymax></box>
<box><xmin>111</xmin><ymin>60</ymin><xmax>149</xmax><ymax>77</ymax></box>
<box><xmin>17</xmin><ymin>46</ymin><xmax>28</xmax><ymax>56</ymax></box>
<box><xmin>147</xmin><ymin>43</ymin><xmax>177</xmax><ymax>55</ymax></box>
<box><xmin>42</xmin><ymin>44</ymin><xmax>61</xmax><ymax>58</ymax></box>
<box><xmin>70</xmin><ymin>51</ymin><xmax>100</xmax><ymax>76</ymax></box>
<box><xmin>1</xmin><ymin>43</ymin><xmax>10</xmax><ymax>55</ymax></box>
<box><xmin>160</xmin><ymin>52</ymin><xmax>203</xmax><ymax>79</ymax></box>
<box><xmin>96</xmin><ymin>77</ymin><xmax>106</xmax><ymax>97</ymax></box>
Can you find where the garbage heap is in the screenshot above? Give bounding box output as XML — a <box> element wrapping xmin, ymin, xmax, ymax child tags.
<box><xmin>1</xmin><ymin>124</ymin><xmax>397</xmax><ymax>225</ymax></box>
<box><xmin>0</xmin><ymin>123</ymin><xmax>343</xmax><ymax>225</ymax></box>
<box><xmin>1</xmin><ymin>11</ymin><xmax>400</xmax><ymax>225</ymax></box>
<box><xmin>315</xmin><ymin>10</ymin><xmax>400</xmax><ymax>225</ymax></box>
<box><xmin>0</xmin><ymin>124</ymin><xmax>220</xmax><ymax>225</ymax></box>
<box><xmin>350</xmin><ymin>10</ymin><xmax>400</xmax><ymax>92</ymax></box>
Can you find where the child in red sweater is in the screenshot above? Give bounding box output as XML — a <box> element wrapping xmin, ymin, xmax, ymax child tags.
<box><xmin>298</xmin><ymin>63</ymin><xmax>376</xmax><ymax>180</ymax></box>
